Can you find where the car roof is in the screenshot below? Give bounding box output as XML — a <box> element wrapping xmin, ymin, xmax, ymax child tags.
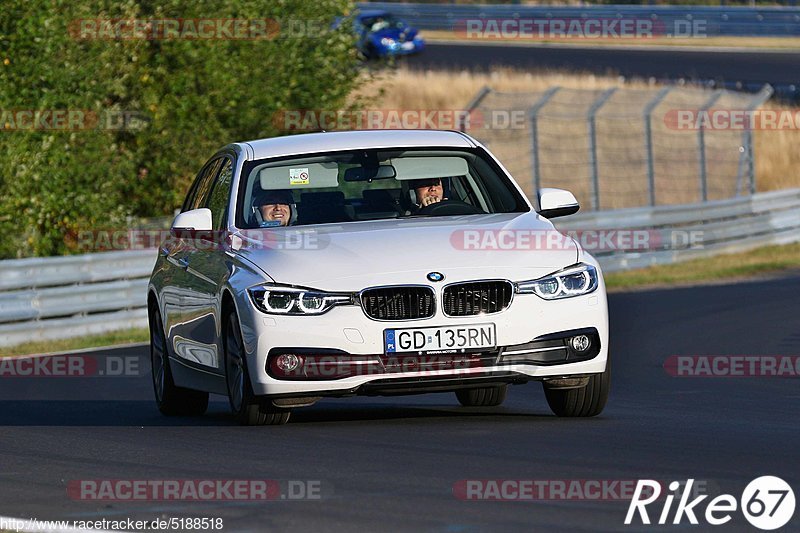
<box><xmin>238</xmin><ymin>130</ymin><xmax>476</xmax><ymax>161</ymax></box>
<box><xmin>357</xmin><ymin>10</ymin><xmax>391</xmax><ymax>19</ymax></box>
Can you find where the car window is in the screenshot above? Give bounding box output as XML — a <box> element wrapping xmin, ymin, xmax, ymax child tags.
<box><xmin>181</xmin><ymin>167</ymin><xmax>206</xmax><ymax>213</ymax></box>
<box><xmin>185</xmin><ymin>158</ymin><xmax>222</xmax><ymax>212</ymax></box>
<box><xmin>237</xmin><ymin>148</ymin><xmax>528</xmax><ymax>228</ymax></box>
<box><xmin>206</xmin><ymin>158</ymin><xmax>233</xmax><ymax>230</ymax></box>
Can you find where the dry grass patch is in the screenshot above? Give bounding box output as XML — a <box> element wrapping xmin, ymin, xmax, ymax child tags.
<box><xmin>1</xmin><ymin>328</ymin><xmax>149</xmax><ymax>357</ymax></box>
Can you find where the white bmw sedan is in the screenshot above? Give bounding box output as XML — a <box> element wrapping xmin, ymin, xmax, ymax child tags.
<box><xmin>148</xmin><ymin>130</ymin><xmax>609</xmax><ymax>425</ymax></box>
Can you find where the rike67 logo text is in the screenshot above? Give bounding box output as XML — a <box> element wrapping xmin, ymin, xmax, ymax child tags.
<box><xmin>626</xmin><ymin>477</ymin><xmax>795</xmax><ymax>530</ymax></box>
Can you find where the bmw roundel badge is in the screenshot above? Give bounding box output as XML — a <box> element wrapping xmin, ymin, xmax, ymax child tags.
<box><xmin>427</xmin><ymin>272</ymin><xmax>445</xmax><ymax>282</ymax></box>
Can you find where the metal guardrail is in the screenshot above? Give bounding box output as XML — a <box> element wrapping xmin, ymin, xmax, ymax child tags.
<box><xmin>359</xmin><ymin>2</ymin><xmax>800</xmax><ymax>36</ymax></box>
<box><xmin>0</xmin><ymin>250</ymin><xmax>155</xmax><ymax>348</ymax></box>
<box><xmin>556</xmin><ymin>187</ymin><xmax>800</xmax><ymax>271</ymax></box>
<box><xmin>2</xmin><ymin>188</ymin><xmax>800</xmax><ymax>348</ymax></box>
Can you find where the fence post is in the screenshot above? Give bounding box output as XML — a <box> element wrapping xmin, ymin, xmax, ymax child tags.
<box><xmin>697</xmin><ymin>90</ymin><xmax>724</xmax><ymax>202</ymax></box>
<box><xmin>642</xmin><ymin>87</ymin><xmax>671</xmax><ymax>207</ymax></box>
<box><xmin>735</xmin><ymin>84</ymin><xmax>774</xmax><ymax>195</ymax></box>
<box><xmin>459</xmin><ymin>85</ymin><xmax>492</xmax><ymax>132</ymax></box>
<box><xmin>528</xmin><ymin>86</ymin><xmax>561</xmax><ymax>196</ymax></box>
<box><xmin>587</xmin><ymin>88</ymin><xmax>617</xmax><ymax>211</ymax></box>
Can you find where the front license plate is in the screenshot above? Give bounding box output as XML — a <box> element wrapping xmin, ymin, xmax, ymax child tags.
<box><xmin>384</xmin><ymin>324</ymin><xmax>496</xmax><ymax>354</ymax></box>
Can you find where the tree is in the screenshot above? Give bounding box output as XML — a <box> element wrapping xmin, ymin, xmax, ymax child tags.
<box><xmin>0</xmin><ymin>0</ymin><xmax>361</xmax><ymax>257</ymax></box>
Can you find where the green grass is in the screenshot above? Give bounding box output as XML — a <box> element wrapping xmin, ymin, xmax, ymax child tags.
<box><xmin>1</xmin><ymin>327</ymin><xmax>149</xmax><ymax>357</ymax></box>
<box><xmin>604</xmin><ymin>243</ymin><xmax>800</xmax><ymax>291</ymax></box>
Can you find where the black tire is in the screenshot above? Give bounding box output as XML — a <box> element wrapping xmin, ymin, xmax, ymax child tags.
<box><xmin>455</xmin><ymin>385</ymin><xmax>508</xmax><ymax>407</ymax></box>
<box><xmin>150</xmin><ymin>308</ymin><xmax>209</xmax><ymax>417</ymax></box>
<box><xmin>543</xmin><ymin>365</ymin><xmax>610</xmax><ymax>417</ymax></box>
<box><xmin>224</xmin><ymin>311</ymin><xmax>291</xmax><ymax>426</ymax></box>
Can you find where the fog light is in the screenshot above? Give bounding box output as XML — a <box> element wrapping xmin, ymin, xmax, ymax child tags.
<box><xmin>276</xmin><ymin>353</ymin><xmax>301</xmax><ymax>373</ymax></box>
<box><xmin>570</xmin><ymin>335</ymin><xmax>591</xmax><ymax>353</ymax></box>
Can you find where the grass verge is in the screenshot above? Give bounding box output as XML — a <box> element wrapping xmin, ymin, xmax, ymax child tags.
<box><xmin>604</xmin><ymin>243</ymin><xmax>800</xmax><ymax>291</ymax></box>
<box><xmin>1</xmin><ymin>327</ymin><xmax>149</xmax><ymax>357</ymax></box>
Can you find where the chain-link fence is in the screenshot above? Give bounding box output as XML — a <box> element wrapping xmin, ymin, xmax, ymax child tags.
<box><xmin>460</xmin><ymin>84</ymin><xmax>773</xmax><ymax>211</ymax></box>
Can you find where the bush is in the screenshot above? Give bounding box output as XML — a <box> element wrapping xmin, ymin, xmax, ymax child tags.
<box><xmin>0</xmin><ymin>0</ymin><xmax>361</xmax><ymax>258</ymax></box>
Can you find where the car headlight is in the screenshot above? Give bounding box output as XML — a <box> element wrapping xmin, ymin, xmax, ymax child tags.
<box><xmin>516</xmin><ymin>263</ymin><xmax>598</xmax><ymax>300</ymax></box>
<box><xmin>248</xmin><ymin>285</ymin><xmax>353</xmax><ymax>315</ymax></box>
<box><xmin>380</xmin><ymin>37</ymin><xmax>396</xmax><ymax>46</ymax></box>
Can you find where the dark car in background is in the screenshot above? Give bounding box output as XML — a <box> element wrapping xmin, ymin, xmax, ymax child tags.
<box><xmin>355</xmin><ymin>9</ymin><xmax>425</xmax><ymax>58</ymax></box>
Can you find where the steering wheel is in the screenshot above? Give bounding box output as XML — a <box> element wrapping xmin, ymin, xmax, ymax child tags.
<box><xmin>417</xmin><ymin>199</ymin><xmax>484</xmax><ymax>216</ymax></box>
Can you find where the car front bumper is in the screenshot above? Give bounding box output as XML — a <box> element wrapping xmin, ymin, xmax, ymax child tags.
<box><xmin>238</xmin><ymin>284</ymin><xmax>609</xmax><ymax>398</ymax></box>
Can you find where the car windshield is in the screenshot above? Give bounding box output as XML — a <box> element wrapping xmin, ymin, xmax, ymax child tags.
<box><xmin>361</xmin><ymin>14</ymin><xmax>404</xmax><ymax>32</ymax></box>
<box><xmin>237</xmin><ymin>148</ymin><xmax>528</xmax><ymax>229</ymax></box>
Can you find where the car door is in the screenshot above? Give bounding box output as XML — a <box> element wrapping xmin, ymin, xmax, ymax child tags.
<box><xmin>163</xmin><ymin>157</ymin><xmax>222</xmax><ymax>366</ymax></box>
<box><xmin>179</xmin><ymin>156</ymin><xmax>235</xmax><ymax>373</ymax></box>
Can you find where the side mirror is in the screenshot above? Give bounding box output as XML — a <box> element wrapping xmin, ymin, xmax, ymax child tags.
<box><xmin>537</xmin><ymin>188</ymin><xmax>580</xmax><ymax>219</ymax></box>
<box><xmin>171</xmin><ymin>208</ymin><xmax>213</xmax><ymax>239</ymax></box>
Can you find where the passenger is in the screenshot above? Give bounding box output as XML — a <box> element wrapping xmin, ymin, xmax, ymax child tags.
<box><xmin>254</xmin><ymin>189</ymin><xmax>293</xmax><ymax>227</ymax></box>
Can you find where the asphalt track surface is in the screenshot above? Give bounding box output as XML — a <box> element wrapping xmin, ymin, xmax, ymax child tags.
<box><xmin>404</xmin><ymin>42</ymin><xmax>800</xmax><ymax>91</ymax></box>
<box><xmin>1</xmin><ymin>275</ymin><xmax>799</xmax><ymax>531</ymax></box>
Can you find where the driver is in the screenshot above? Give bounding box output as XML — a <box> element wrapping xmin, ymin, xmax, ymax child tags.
<box><xmin>254</xmin><ymin>189</ymin><xmax>294</xmax><ymax>227</ymax></box>
<box><xmin>410</xmin><ymin>177</ymin><xmax>447</xmax><ymax>211</ymax></box>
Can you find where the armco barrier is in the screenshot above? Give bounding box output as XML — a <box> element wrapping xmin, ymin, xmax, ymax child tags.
<box><xmin>359</xmin><ymin>2</ymin><xmax>800</xmax><ymax>37</ymax></box>
<box><xmin>556</xmin><ymin>187</ymin><xmax>800</xmax><ymax>271</ymax></box>
<box><xmin>1</xmin><ymin>188</ymin><xmax>799</xmax><ymax>348</ymax></box>
<box><xmin>0</xmin><ymin>250</ymin><xmax>155</xmax><ymax>348</ymax></box>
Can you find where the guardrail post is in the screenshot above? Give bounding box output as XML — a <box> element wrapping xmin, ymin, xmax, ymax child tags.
<box><xmin>587</xmin><ymin>88</ymin><xmax>617</xmax><ymax>211</ymax></box>
<box><xmin>735</xmin><ymin>84</ymin><xmax>774</xmax><ymax>195</ymax></box>
<box><xmin>459</xmin><ymin>85</ymin><xmax>492</xmax><ymax>132</ymax></box>
<box><xmin>528</xmin><ymin>86</ymin><xmax>561</xmax><ymax>195</ymax></box>
<box><xmin>642</xmin><ymin>87</ymin><xmax>672</xmax><ymax>207</ymax></box>
<box><xmin>697</xmin><ymin>90</ymin><xmax>724</xmax><ymax>202</ymax></box>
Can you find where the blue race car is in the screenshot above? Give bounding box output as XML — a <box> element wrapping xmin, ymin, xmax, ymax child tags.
<box><xmin>355</xmin><ymin>10</ymin><xmax>425</xmax><ymax>58</ymax></box>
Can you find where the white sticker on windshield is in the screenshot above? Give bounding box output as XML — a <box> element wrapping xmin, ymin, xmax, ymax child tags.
<box><xmin>289</xmin><ymin>168</ymin><xmax>310</xmax><ymax>185</ymax></box>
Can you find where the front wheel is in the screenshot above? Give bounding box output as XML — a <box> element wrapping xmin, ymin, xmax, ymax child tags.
<box><xmin>150</xmin><ymin>308</ymin><xmax>209</xmax><ymax>416</ymax></box>
<box><xmin>224</xmin><ymin>311</ymin><xmax>291</xmax><ymax>426</ymax></box>
<box><xmin>543</xmin><ymin>364</ymin><xmax>610</xmax><ymax>417</ymax></box>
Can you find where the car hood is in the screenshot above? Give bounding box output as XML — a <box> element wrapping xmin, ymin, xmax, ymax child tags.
<box><xmin>233</xmin><ymin>212</ymin><xmax>578</xmax><ymax>291</ymax></box>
